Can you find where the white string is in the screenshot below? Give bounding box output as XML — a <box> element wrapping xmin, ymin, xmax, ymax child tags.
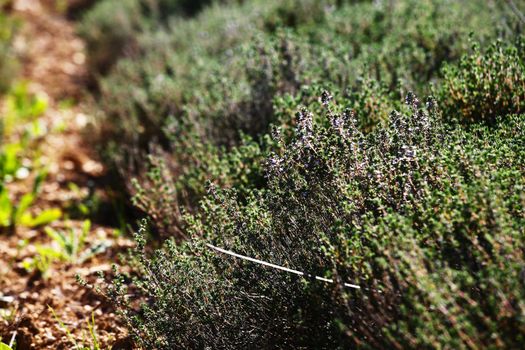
<box><xmin>206</xmin><ymin>243</ymin><xmax>362</xmax><ymax>290</ymax></box>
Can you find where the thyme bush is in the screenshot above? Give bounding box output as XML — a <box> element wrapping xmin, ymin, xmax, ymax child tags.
<box><xmin>78</xmin><ymin>0</ymin><xmax>225</xmax><ymax>73</ymax></box>
<box><xmin>83</xmin><ymin>0</ymin><xmax>522</xmax><ymax>237</ymax></box>
<box><xmin>108</xmin><ymin>93</ymin><xmax>525</xmax><ymax>348</ymax></box>
<box><xmin>439</xmin><ymin>37</ymin><xmax>525</xmax><ymax>124</ymax></box>
<box><xmin>78</xmin><ymin>0</ymin><xmax>525</xmax><ymax>348</ymax></box>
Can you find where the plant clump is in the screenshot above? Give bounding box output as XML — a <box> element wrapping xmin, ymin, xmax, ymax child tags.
<box><xmin>439</xmin><ymin>37</ymin><xmax>525</xmax><ymax>123</ymax></box>
<box><xmin>82</xmin><ymin>0</ymin><xmax>523</xmax><ymax>238</ymax></box>
<box><xmin>77</xmin><ymin>0</ymin><xmax>525</xmax><ymax>348</ymax></box>
<box><xmin>106</xmin><ymin>91</ymin><xmax>525</xmax><ymax>348</ymax></box>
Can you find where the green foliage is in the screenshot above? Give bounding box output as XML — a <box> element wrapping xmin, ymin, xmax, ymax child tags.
<box><xmin>0</xmin><ymin>140</ymin><xmax>61</xmax><ymax>232</ymax></box>
<box><xmin>22</xmin><ymin>245</ymin><xmax>63</xmax><ymax>279</ymax></box>
<box><xmin>83</xmin><ymin>0</ymin><xmax>523</xmax><ymax>238</ymax></box>
<box><xmin>78</xmin><ymin>0</ymin><xmax>228</xmax><ymax>73</ymax></box>
<box><xmin>0</xmin><ymin>342</ymin><xmax>13</xmax><ymax>350</ymax></box>
<box><xmin>1</xmin><ymin>82</ymin><xmax>49</xmax><ymax>162</ymax></box>
<box><xmin>78</xmin><ymin>0</ymin><xmax>146</xmax><ymax>73</ymax></box>
<box><xmin>0</xmin><ymin>141</ymin><xmax>22</xmax><ymax>180</ymax></box>
<box><xmin>44</xmin><ymin>220</ymin><xmax>91</xmax><ymax>262</ymax></box>
<box><xmin>107</xmin><ymin>94</ymin><xmax>525</xmax><ymax>348</ymax></box>
<box><xmin>439</xmin><ymin>37</ymin><xmax>525</xmax><ymax>124</ymax></box>
<box><xmin>0</xmin><ymin>82</ymin><xmax>61</xmax><ymax>233</ymax></box>
<box><xmin>44</xmin><ymin>219</ymin><xmax>110</xmax><ymax>264</ymax></box>
<box><xmin>23</xmin><ymin>220</ymin><xmax>108</xmax><ymax>278</ymax></box>
<box><xmin>3</xmin><ymin>83</ymin><xmax>49</xmax><ymax>130</ymax></box>
<box><xmin>81</xmin><ymin>0</ymin><xmax>525</xmax><ymax>348</ymax></box>
<box><xmin>0</xmin><ymin>83</ymin><xmax>49</xmax><ymax>187</ymax></box>
<box><xmin>0</xmin><ymin>168</ymin><xmax>62</xmax><ymax>231</ymax></box>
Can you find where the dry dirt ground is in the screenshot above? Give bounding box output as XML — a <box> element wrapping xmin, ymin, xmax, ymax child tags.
<box><xmin>0</xmin><ymin>1</ymin><xmax>133</xmax><ymax>348</ymax></box>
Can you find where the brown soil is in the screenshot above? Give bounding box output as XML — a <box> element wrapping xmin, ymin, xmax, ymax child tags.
<box><xmin>0</xmin><ymin>1</ymin><xmax>133</xmax><ymax>348</ymax></box>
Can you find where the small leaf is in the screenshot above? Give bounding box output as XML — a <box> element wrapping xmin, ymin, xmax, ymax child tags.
<box><xmin>14</xmin><ymin>193</ymin><xmax>35</xmax><ymax>223</ymax></box>
<box><xmin>27</xmin><ymin>208</ymin><xmax>62</xmax><ymax>227</ymax></box>
<box><xmin>0</xmin><ymin>341</ymin><xmax>13</xmax><ymax>350</ymax></box>
<box><xmin>0</xmin><ymin>189</ymin><xmax>13</xmax><ymax>227</ymax></box>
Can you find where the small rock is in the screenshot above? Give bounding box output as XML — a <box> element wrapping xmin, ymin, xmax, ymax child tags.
<box><xmin>0</xmin><ymin>295</ymin><xmax>14</xmax><ymax>307</ymax></box>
